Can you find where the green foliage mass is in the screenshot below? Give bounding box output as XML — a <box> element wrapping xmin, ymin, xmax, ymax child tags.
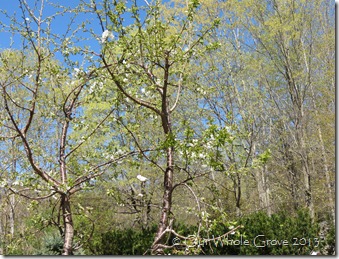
<box><xmin>88</xmin><ymin>210</ymin><xmax>328</xmax><ymax>255</ymax></box>
<box><xmin>93</xmin><ymin>225</ymin><xmax>158</xmax><ymax>255</ymax></box>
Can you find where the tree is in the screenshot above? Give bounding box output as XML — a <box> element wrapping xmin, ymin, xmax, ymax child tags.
<box><xmin>0</xmin><ymin>1</ymin><xmax>136</xmax><ymax>254</ymax></box>
<box><xmin>0</xmin><ymin>0</ymin><xmax>334</xmax><ymax>255</ymax></box>
<box><xmin>90</xmin><ymin>0</ymin><xmax>220</xmax><ymax>253</ymax></box>
<box><xmin>224</xmin><ymin>0</ymin><xmax>335</xmax><ymax>220</ymax></box>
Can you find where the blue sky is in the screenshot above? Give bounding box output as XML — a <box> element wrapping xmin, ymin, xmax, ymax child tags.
<box><xmin>0</xmin><ymin>1</ymin><xmax>150</xmax><ymax>49</ymax></box>
<box><xmin>0</xmin><ymin>1</ymin><xmax>101</xmax><ymax>51</ymax></box>
<box><xmin>0</xmin><ymin>0</ymin><xmax>150</xmax><ymax>70</ymax></box>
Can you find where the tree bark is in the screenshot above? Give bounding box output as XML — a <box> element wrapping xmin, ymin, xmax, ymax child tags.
<box><xmin>283</xmin><ymin>141</ymin><xmax>299</xmax><ymax>210</ymax></box>
<box><xmin>152</xmin><ymin>146</ymin><xmax>174</xmax><ymax>254</ymax></box>
<box><xmin>152</xmin><ymin>53</ymin><xmax>175</xmax><ymax>254</ymax></box>
<box><xmin>298</xmin><ymin>129</ymin><xmax>315</xmax><ymax>221</ymax></box>
<box><xmin>9</xmin><ymin>195</ymin><xmax>15</xmax><ymax>237</ymax></box>
<box><xmin>255</xmin><ymin>165</ymin><xmax>271</xmax><ymax>216</ymax></box>
<box><xmin>252</xmin><ymin>143</ymin><xmax>271</xmax><ymax>215</ymax></box>
<box><xmin>234</xmin><ymin>172</ymin><xmax>241</xmax><ymax>217</ymax></box>
<box><xmin>61</xmin><ymin>194</ymin><xmax>74</xmax><ymax>255</ymax></box>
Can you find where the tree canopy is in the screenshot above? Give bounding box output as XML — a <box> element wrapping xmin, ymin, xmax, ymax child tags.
<box><xmin>0</xmin><ymin>0</ymin><xmax>334</xmax><ymax>255</ymax></box>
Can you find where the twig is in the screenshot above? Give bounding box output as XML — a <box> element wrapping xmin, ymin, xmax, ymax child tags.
<box><xmin>9</xmin><ymin>187</ymin><xmax>56</xmax><ymax>200</ymax></box>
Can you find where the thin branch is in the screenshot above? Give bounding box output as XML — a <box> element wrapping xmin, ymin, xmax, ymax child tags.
<box><xmin>2</xmin><ymin>87</ymin><xmax>61</xmax><ymax>187</ymax></box>
<box><xmin>169</xmin><ymin>76</ymin><xmax>182</xmax><ymax>112</ymax></box>
<box><xmin>101</xmin><ymin>57</ymin><xmax>162</xmax><ymax>115</ymax></box>
<box><xmin>68</xmin><ymin>151</ymin><xmax>140</xmax><ymax>194</ymax></box>
<box><xmin>143</xmin><ymin>0</ymin><xmax>150</xmax><ymax>7</ymax></box>
<box><xmin>172</xmin><ymin>171</ymin><xmax>209</xmax><ymax>190</ymax></box>
<box><xmin>151</xmin><ymin>224</ymin><xmax>244</xmax><ymax>255</ymax></box>
<box><xmin>119</xmin><ymin>119</ymin><xmax>166</xmax><ymax>173</ymax></box>
<box><xmin>9</xmin><ymin>187</ymin><xmax>56</xmax><ymax>200</ymax></box>
<box><xmin>180</xmin><ymin>183</ymin><xmax>202</xmax><ymax>236</ymax></box>
<box><xmin>2</xmin><ymin>91</ymin><xmax>31</xmax><ymax>111</ymax></box>
<box><xmin>202</xmin><ymin>225</ymin><xmax>243</xmax><ymax>242</ymax></box>
<box><xmin>65</xmin><ymin>107</ymin><xmax>115</xmax><ymax>159</ymax></box>
<box><xmin>91</xmin><ymin>0</ymin><xmax>105</xmax><ymax>32</ymax></box>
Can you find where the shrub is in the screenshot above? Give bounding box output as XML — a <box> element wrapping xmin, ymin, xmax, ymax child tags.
<box><xmin>96</xmin><ymin>225</ymin><xmax>157</xmax><ymax>255</ymax></box>
<box><xmin>95</xmin><ymin>209</ymin><xmax>332</xmax><ymax>255</ymax></box>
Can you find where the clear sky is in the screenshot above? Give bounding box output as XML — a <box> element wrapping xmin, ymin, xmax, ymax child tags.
<box><xmin>0</xmin><ymin>1</ymin><xmax>150</xmax><ymax>46</ymax></box>
<box><xmin>0</xmin><ymin>1</ymin><xmax>107</xmax><ymax>55</ymax></box>
<box><xmin>0</xmin><ymin>0</ymin><xmax>150</xmax><ymax>69</ymax></box>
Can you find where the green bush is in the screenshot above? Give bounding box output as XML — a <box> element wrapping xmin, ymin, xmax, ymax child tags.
<box><xmin>33</xmin><ymin>232</ymin><xmax>86</xmax><ymax>255</ymax></box>
<box><xmin>324</xmin><ymin>223</ymin><xmax>335</xmax><ymax>255</ymax></box>
<box><xmin>34</xmin><ymin>232</ymin><xmax>63</xmax><ymax>255</ymax></box>
<box><xmin>198</xmin><ymin>209</ymin><xmax>321</xmax><ymax>255</ymax></box>
<box><xmin>94</xmin><ymin>210</ymin><xmax>333</xmax><ymax>255</ymax></box>
<box><xmin>95</xmin><ymin>225</ymin><xmax>157</xmax><ymax>255</ymax></box>
<box><xmin>179</xmin><ymin>209</ymin><xmax>322</xmax><ymax>255</ymax></box>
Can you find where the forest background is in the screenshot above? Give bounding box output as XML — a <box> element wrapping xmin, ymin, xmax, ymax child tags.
<box><xmin>0</xmin><ymin>0</ymin><xmax>335</xmax><ymax>255</ymax></box>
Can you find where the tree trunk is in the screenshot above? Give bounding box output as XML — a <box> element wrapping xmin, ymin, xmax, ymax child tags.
<box><xmin>289</xmin><ymin>167</ymin><xmax>299</xmax><ymax>211</ymax></box>
<box><xmin>299</xmin><ymin>131</ymin><xmax>315</xmax><ymax>221</ymax></box>
<box><xmin>255</xmin><ymin>165</ymin><xmax>271</xmax><ymax>216</ymax></box>
<box><xmin>318</xmin><ymin>127</ymin><xmax>335</xmax><ymax>224</ymax></box>
<box><xmin>61</xmin><ymin>194</ymin><xmax>74</xmax><ymax>255</ymax></box>
<box><xmin>252</xmin><ymin>143</ymin><xmax>271</xmax><ymax>215</ymax></box>
<box><xmin>283</xmin><ymin>141</ymin><xmax>300</xmax><ymax>210</ymax></box>
<box><xmin>302</xmin><ymin>161</ymin><xmax>314</xmax><ymax>220</ymax></box>
<box><xmin>152</xmin><ymin>146</ymin><xmax>173</xmax><ymax>254</ymax></box>
<box><xmin>235</xmin><ymin>172</ymin><xmax>241</xmax><ymax>217</ymax></box>
<box><xmin>152</xmin><ymin>56</ymin><xmax>175</xmax><ymax>254</ymax></box>
<box><xmin>309</xmin><ymin>86</ymin><xmax>335</xmax><ymax>223</ymax></box>
<box><xmin>9</xmin><ymin>195</ymin><xmax>15</xmax><ymax>236</ymax></box>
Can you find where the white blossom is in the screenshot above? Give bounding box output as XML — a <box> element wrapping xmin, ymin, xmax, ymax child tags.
<box><xmin>137</xmin><ymin>174</ymin><xmax>148</xmax><ymax>182</ymax></box>
<box><xmin>101</xmin><ymin>30</ymin><xmax>114</xmax><ymax>43</ymax></box>
<box><xmin>0</xmin><ymin>179</ymin><xmax>8</xmax><ymax>188</ymax></box>
<box><xmin>115</xmin><ymin>149</ymin><xmax>124</xmax><ymax>155</ymax></box>
<box><xmin>89</xmin><ymin>82</ymin><xmax>96</xmax><ymax>94</ymax></box>
<box><xmin>73</xmin><ymin>68</ymin><xmax>81</xmax><ymax>77</ymax></box>
<box><xmin>199</xmin><ymin>153</ymin><xmax>205</xmax><ymax>158</ymax></box>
